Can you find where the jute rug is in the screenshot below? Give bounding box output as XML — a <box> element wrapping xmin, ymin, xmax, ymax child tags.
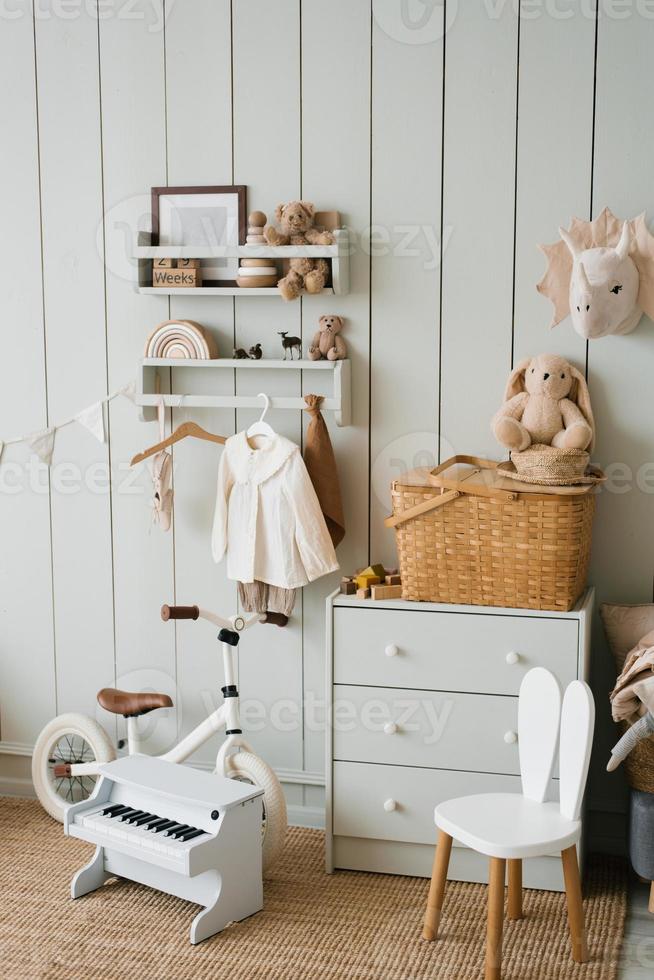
<box><xmin>0</xmin><ymin>797</ymin><xmax>627</xmax><ymax>979</ymax></box>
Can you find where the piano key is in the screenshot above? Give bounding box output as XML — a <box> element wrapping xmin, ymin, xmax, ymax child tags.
<box><xmin>133</xmin><ymin>813</ymin><xmax>155</xmax><ymax>826</ymax></box>
<box><xmin>153</xmin><ymin>820</ymin><xmax>176</xmax><ymax>833</ymax></box>
<box><xmin>161</xmin><ymin>823</ymin><xmax>187</xmax><ymax>837</ymax></box>
<box><xmin>145</xmin><ymin>817</ymin><xmax>168</xmax><ymax>830</ymax></box>
<box><xmin>118</xmin><ymin>808</ymin><xmax>141</xmax><ymax>821</ymax></box>
<box><xmin>102</xmin><ymin>803</ymin><xmax>129</xmax><ymax>817</ymax></box>
<box><xmin>179</xmin><ymin>828</ymin><xmax>205</xmax><ymax>842</ymax></box>
<box><xmin>168</xmin><ymin>825</ymin><xmax>194</xmax><ymax>839</ymax></box>
<box><xmin>124</xmin><ymin>810</ymin><xmax>148</xmax><ymax>823</ymax></box>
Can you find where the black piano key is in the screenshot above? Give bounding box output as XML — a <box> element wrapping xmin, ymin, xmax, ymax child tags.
<box><xmin>179</xmin><ymin>828</ymin><xmax>205</xmax><ymax>842</ymax></box>
<box><xmin>163</xmin><ymin>824</ymin><xmax>190</xmax><ymax>838</ymax></box>
<box><xmin>145</xmin><ymin>817</ymin><xmax>167</xmax><ymax>830</ymax></box>
<box><xmin>118</xmin><ymin>808</ymin><xmax>140</xmax><ymax>821</ymax></box>
<box><xmin>168</xmin><ymin>825</ymin><xmax>193</xmax><ymax>839</ymax></box>
<box><xmin>124</xmin><ymin>810</ymin><xmax>148</xmax><ymax>824</ymax></box>
<box><xmin>133</xmin><ymin>813</ymin><xmax>154</xmax><ymax>826</ymax></box>
<box><xmin>153</xmin><ymin>820</ymin><xmax>176</xmax><ymax>833</ymax></box>
<box><xmin>102</xmin><ymin>804</ymin><xmax>129</xmax><ymax>817</ymax></box>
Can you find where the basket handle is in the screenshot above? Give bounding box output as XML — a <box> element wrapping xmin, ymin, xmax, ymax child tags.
<box><xmin>429</xmin><ymin>455</ymin><xmax>517</xmax><ymax>503</ymax></box>
<box><xmin>384</xmin><ymin>489</ymin><xmax>460</xmax><ymax>529</ymax></box>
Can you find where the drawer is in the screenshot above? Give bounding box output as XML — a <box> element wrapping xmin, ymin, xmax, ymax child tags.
<box><xmin>333</xmin><ymin>685</ymin><xmax>520</xmax><ymax>773</ymax></box>
<box><xmin>333</xmin><ymin>606</ymin><xmax>578</xmax><ymax>694</ymax></box>
<box><xmin>333</xmin><ymin>761</ymin><xmax>558</xmax><ymax>847</ymax></box>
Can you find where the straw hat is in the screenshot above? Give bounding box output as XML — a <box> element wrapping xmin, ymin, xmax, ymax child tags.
<box><xmin>498</xmin><ymin>445</ymin><xmax>606</xmax><ymax>486</ymax></box>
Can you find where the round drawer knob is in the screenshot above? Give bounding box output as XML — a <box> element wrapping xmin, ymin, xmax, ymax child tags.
<box><xmin>385</xmin><ymin>644</ymin><xmax>399</xmax><ymax>658</ymax></box>
<box><xmin>504</xmin><ymin>730</ymin><xmax>518</xmax><ymax>744</ymax></box>
<box><xmin>383</xmin><ymin>798</ymin><xmax>397</xmax><ymax>812</ymax></box>
<box><xmin>505</xmin><ymin>651</ymin><xmax>520</xmax><ymax>665</ymax></box>
<box><xmin>384</xmin><ymin>722</ymin><xmax>398</xmax><ymax>736</ymax></box>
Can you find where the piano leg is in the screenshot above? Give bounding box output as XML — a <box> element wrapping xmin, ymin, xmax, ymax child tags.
<box><xmin>190</xmin><ymin>876</ymin><xmax>231</xmax><ymax>945</ymax></box>
<box><xmin>71</xmin><ymin>845</ymin><xmax>109</xmax><ymax>899</ymax></box>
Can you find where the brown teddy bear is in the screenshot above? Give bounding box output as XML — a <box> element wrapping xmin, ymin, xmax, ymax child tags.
<box><xmin>264</xmin><ymin>201</ymin><xmax>334</xmax><ymax>300</ymax></box>
<box><xmin>307</xmin><ymin>315</ymin><xmax>347</xmax><ymax>361</ymax></box>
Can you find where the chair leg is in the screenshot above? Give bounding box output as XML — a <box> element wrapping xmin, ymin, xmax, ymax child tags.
<box><xmin>561</xmin><ymin>845</ymin><xmax>589</xmax><ymax>963</ymax></box>
<box><xmin>649</xmin><ymin>881</ymin><xmax>654</xmax><ymax>915</ymax></box>
<box><xmin>485</xmin><ymin>857</ymin><xmax>506</xmax><ymax>980</ymax></box>
<box><xmin>422</xmin><ymin>830</ymin><xmax>453</xmax><ymax>941</ymax></box>
<box><xmin>507</xmin><ymin>859</ymin><xmax>522</xmax><ymax>920</ymax></box>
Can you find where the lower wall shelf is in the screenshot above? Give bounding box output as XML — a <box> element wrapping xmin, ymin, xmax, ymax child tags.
<box><xmin>136</xmin><ymin>358</ymin><xmax>352</xmax><ymax>426</ymax></box>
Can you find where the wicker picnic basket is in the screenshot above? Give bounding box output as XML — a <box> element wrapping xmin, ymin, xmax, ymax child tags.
<box><xmin>385</xmin><ymin>455</ymin><xmax>596</xmax><ymax>612</ymax></box>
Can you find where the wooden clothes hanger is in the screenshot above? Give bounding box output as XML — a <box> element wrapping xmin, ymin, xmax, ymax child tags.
<box><xmin>131</xmin><ymin>420</ymin><xmax>226</xmax><ymax>466</ymax></box>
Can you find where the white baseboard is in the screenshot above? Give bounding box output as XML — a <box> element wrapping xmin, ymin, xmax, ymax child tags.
<box><xmin>287</xmin><ymin>804</ymin><xmax>325</xmax><ymax>829</ymax></box>
<box><xmin>0</xmin><ymin>775</ymin><xmax>33</xmax><ymax>797</ymax></box>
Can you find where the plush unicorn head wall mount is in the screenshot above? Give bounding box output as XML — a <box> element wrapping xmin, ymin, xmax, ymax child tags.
<box><xmin>537</xmin><ymin>207</ymin><xmax>654</xmax><ymax>339</ymax></box>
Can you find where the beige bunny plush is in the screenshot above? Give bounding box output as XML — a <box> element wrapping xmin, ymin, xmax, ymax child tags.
<box><xmin>492</xmin><ymin>353</ymin><xmax>594</xmax><ymax>453</ymax></box>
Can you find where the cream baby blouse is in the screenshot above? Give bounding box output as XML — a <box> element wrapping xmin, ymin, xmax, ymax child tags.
<box><xmin>212</xmin><ymin>431</ymin><xmax>339</xmax><ymax>589</ymax></box>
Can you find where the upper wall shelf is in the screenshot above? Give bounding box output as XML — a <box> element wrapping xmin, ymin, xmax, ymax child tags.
<box><xmin>133</xmin><ymin>229</ymin><xmax>350</xmax><ymax>297</ymax></box>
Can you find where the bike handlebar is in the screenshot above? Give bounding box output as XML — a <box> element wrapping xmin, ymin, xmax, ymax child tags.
<box><xmin>161</xmin><ymin>604</ymin><xmax>200</xmax><ymax>621</ymax></box>
<box><xmin>161</xmin><ymin>604</ymin><xmax>287</xmax><ymax>628</ymax></box>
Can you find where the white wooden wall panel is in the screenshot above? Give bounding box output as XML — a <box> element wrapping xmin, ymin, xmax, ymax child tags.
<box><xmin>587</xmin><ymin>10</ymin><xmax>654</xmax><ymax>812</ymax></box>
<box><xmin>301</xmin><ymin>0</ymin><xmax>371</xmax><ymax>776</ymax></box>
<box><xmin>369</xmin><ymin>0</ymin><xmax>443</xmax><ymax>567</ymax></box>
<box><xmin>232</xmin><ymin>0</ymin><xmax>304</xmax><ymax>774</ymax></box>
<box><xmin>98</xmin><ymin>2</ymin><xmax>176</xmax><ymax>752</ymax></box>
<box><xmin>512</xmin><ymin>3</ymin><xmax>594</xmax><ymax>371</ymax></box>
<box><xmin>0</xmin><ymin>10</ymin><xmax>55</xmax><ymax>744</ymax></box>
<box><xmin>440</xmin><ymin>3</ymin><xmax>519</xmax><ymax>459</ymax></box>
<box><xmin>34</xmin><ymin>4</ymin><xmax>115</xmax><ymax>718</ymax></box>
<box><xmin>165</xmin><ymin>0</ymin><xmax>237</xmax><ymax>766</ymax></box>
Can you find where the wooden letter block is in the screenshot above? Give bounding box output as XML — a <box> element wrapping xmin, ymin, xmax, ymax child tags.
<box><xmin>385</xmin><ymin>574</ymin><xmax>401</xmax><ymax>586</ymax></box>
<box><xmin>153</xmin><ymin>257</ymin><xmax>174</xmax><ymax>268</ymax></box>
<box><xmin>177</xmin><ymin>258</ymin><xmax>201</xmax><ymax>269</ymax></box>
<box><xmin>370</xmin><ymin>584</ymin><xmax>403</xmax><ymax>601</ymax></box>
<box><xmin>356</xmin><ymin>587</ymin><xmax>371</xmax><ymax>599</ymax></box>
<box><xmin>340</xmin><ymin>580</ymin><xmax>356</xmax><ymax>595</ymax></box>
<box><xmin>152</xmin><ymin>267</ymin><xmax>201</xmax><ymax>288</ymax></box>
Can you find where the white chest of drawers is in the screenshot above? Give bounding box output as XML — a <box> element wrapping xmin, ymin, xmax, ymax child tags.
<box><xmin>325</xmin><ymin>588</ymin><xmax>593</xmax><ymax>891</ymax></box>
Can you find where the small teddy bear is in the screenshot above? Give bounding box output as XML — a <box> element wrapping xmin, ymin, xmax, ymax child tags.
<box><xmin>307</xmin><ymin>315</ymin><xmax>347</xmax><ymax>361</ymax></box>
<box><xmin>264</xmin><ymin>201</ymin><xmax>334</xmax><ymax>301</ymax></box>
<box><xmin>492</xmin><ymin>353</ymin><xmax>594</xmax><ymax>452</ymax></box>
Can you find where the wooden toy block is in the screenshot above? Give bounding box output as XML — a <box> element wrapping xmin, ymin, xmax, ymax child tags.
<box><xmin>360</xmin><ymin>563</ymin><xmax>386</xmax><ymax>581</ymax></box>
<box><xmin>355</xmin><ymin>573</ymin><xmax>381</xmax><ymax>591</ymax></box>
<box><xmin>153</xmin><ymin>257</ymin><xmax>174</xmax><ymax>268</ymax></box>
<box><xmin>356</xmin><ymin>587</ymin><xmax>370</xmax><ymax>599</ymax></box>
<box><xmin>177</xmin><ymin>258</ymin><xmax>201</xmax><ymax>269</ymax></box>
<box><xmin>370</xmin><ymin>584</ymin><xmax>402</xmax><ymax>600</ymax></box>
<box><xmin>340</xmin><ymin>580</ymin><xmax>356</xmax><ymax>595</ymax></box>
<box><xmin>385</xmin><ymin>574</ymin><xmax>401</xmax><ymax>586</ymax></box>
<box><xmin>152</xmin><ymin>267</ymin><xmax>201</xmax><ymax>288</ymax></box>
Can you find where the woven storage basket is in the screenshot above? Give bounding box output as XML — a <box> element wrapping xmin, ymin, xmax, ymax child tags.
<box><xmin>385</xmin><ymin>455</ymin><xmax>596</xmax><ymax>612</ymax></box>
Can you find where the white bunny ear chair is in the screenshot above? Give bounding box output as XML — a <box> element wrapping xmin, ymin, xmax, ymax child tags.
<box><xmin>151</xmin><ymin>395</ymin><xmax>173</xmax><ymax>532</ymax></box>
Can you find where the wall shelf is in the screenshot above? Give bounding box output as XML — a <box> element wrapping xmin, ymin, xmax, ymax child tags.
<box><xmin>136</xmin><ymin>358</ymin><xmax>351</xmax><ymax>426</ymax></box>
<box><xmin>133</xmin><ymin>229</ymin><xmax>350</xmax><ymax>296</ymax></box>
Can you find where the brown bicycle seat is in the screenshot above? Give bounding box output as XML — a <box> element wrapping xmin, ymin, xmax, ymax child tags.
<box><xmin>97</xmin><ymin>687</ymin><xmax>173</xmax><ymax>718</ymax></box>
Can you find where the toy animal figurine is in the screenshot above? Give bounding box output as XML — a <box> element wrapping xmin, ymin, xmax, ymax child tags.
<box><xmin>264</xmin><ymin>201</ymin><xmax>334</xmax><ymax>301</ymax></box>
<box><xmin>307</xmin><ymin>315</ymin><xmax>347</xmax><ymax>361</ymax></box>
<box><xmin>248</xmin><ymin>343</ymin><xmax>263</xmax><ymax>360</ymax></box>
<box><xmin>233</xmin><ymin>347</ymin><xmax>249</xmax><ymax>359</ymax></box>
<box><xmin>538</xmin><ymin>207</ymin><xmax>654</xmax><ymax>339</ymax></box>
<box><xmin>278</xmin><ymin>332</ymin><xmax>302</xmax><ymax>361</ymax></box>
<box><xmin>492</xmin><ymin>353</ymin><xmax>594</xmax><ymax>452</ymax></box>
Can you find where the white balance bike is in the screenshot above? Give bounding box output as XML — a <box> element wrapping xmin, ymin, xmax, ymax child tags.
<box><xmin>32</xmin><ymin>603</ymin><xmax>288</xmax><ymax>872</ymax></box>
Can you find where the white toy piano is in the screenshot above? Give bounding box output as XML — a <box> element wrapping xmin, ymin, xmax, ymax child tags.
<box><xmin>64</xmin><ymin>755</ymin><xmax>264</xmax><ymax>944</ymax></box>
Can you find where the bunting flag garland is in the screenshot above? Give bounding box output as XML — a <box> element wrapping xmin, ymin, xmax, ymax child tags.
<box><xmin>0</xmin><ymin>382</ymin><xmax>135</xmax><ymax>467</ymax></box>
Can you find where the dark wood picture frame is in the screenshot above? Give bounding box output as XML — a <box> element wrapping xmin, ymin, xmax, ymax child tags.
<box><xmin>150</xmin><ymin>185</ymin><xmax>247</xmax><ymax>246</ymax></box>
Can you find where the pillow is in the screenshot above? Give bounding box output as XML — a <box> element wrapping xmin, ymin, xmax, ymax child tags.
<box><xmin>600</xmin><ymin>602</ymin><xmax>654</xmax><ymax>673</ymax></box>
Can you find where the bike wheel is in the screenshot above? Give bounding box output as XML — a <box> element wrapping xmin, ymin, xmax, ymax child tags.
<box><xmin>224</xmin><ymin>751</ymin><xmax>287</xmax><ymax>874</ymax></box>
<box><xmin>32</xmin><ymin>713</ymin><xmax>116</xmax><ymax>823</ymax></box>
